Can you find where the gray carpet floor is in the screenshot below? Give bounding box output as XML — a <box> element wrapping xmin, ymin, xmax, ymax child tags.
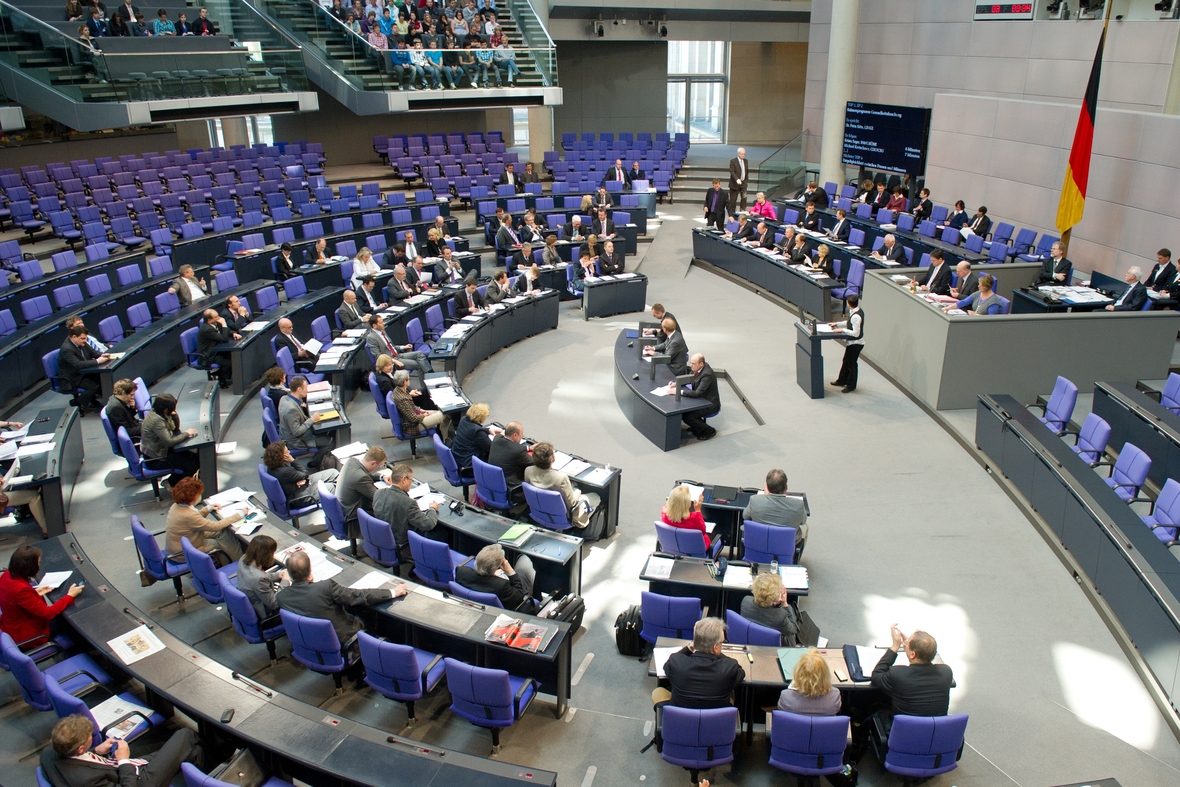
<box><xmin>2</xmin><ymin>195</ymin><xmax>1179</xmax><ymax>787</ymax></box>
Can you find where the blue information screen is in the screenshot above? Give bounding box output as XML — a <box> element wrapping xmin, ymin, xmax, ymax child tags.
<box><xmin>841</xmin><ymin>102</ymin><xmax>932</xmax><ymax>176</ymax></box>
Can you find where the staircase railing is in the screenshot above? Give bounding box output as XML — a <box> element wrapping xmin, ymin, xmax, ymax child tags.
<box><xmin>755</xmin><ymin>131</ymin><xmax>812</xmax><ymax>200</ymax></box>
<box><xmin>0</xmin><ymin>1</ymin><xmax>111</xmax><ymax>103</ymax></box>
<box><xmin>507</xmin><ymin>0</ymin><xmax>556</xmax><ymax>86</ymax></box>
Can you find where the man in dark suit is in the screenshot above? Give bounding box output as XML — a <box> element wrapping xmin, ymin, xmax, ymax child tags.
<box><xmin>1146</xmin><ymin>248</ymin><xmax>1177</xmax><ymax>292</ymax></box>
<box><xmin>382</xmin><ymin>243</ymin><xmax>408</xmax><ymax>270</ymax></box>
<box><xmin>871</xmin><ymin>234</ymin><xmax>905</xmax><ymax>264</ymax></box>
<box><xmin>655</xmin><ymin>617</ymin><xmax>744</xmax><ymax>709</ymax></box>
<box><xmin>728</xmin><ymin>148</ymin><xmax>749</xmax><ymax>212</ymax></box>
<box><xmin>750</xmin><ymin>221</ymin><xmax>776</xmax><ymax>250</ymax></box>
<box><xmin>456</xmin><ymin>543</ymin><xmax>537</xmax><ymax>614</ymax></box>
<box><xmin>372</xmin><ymin>464</ymin><xmax>444</xmax><ymax>569</ymax></box>
<box><xmin>644</xmin><ymin>317</ymin><xmax>688</xmax><ymax>375</ymax></box>
<box><xmin>405</xmin><ymin>257</ymin><xmax>430</xmax><ymax>290</ymax></box>
<box><xmin>275</xmin><ymin>317</ymin><xmax>317</xmax><ymax>372</ymax></box>
<box><xmin>963</xmin><ymin>206</ymin><xmax>991</xmax><ymax>239</ymax></box>
<box><xmin>1106</xmin><ymin>267</ymin><xmax>1148</xmax><ymax>312</ymax></box>
<box><xmin>917</xmin><ymin>249</ymin><xmax>952</xmax><ymax>295</ymax></box>
<box><xmin>787</xmin><ymin>233</ymin><xmax>811</xmax><ymax>264</ymax></box>
<box><xmin>58</xmin><ymin>326</ymin><xmax>108</xmax><ymax>412</ymax></box>
<box><xmin>797</xmin><ymin>202</ymin><xmax>822</xmax><ymax>232</ymax></box>
<box><xmin>826</xmin><ymin>208</ymin><xmax>851</xmax><ymax>243</ymax></box>
<box><xmin>495</xmin><ymin>215</ymin><xmax>521</xmax><ymax>252</ymax></box>
<box><xmin>911</xmin><ymin>187</ymin><xmax>933</xmax><ymax>221</ymax></box>
<box><xmin>703</xmin><ymin>179</ymin><xmax>729</xmax><ymax>231</ymax></box>
<box><xmin>646</xmin><ymin>304</ymin><xmax>676</xmax><ymax>343</ymax></box>
<box><xmin>591</xmin><ymin>186</ymin><xmax>614</xmax><ymax>211</ymax></box>
<box><xmin>357</xmin><ymin>277</ymin><xmax>387</xmax><ymax>313</ymax></box>
<box><xmin>510</xmin><ymin>242</ymin><xmax>533</xmax><ymax>271</ymax></box>
<box><xmin>592</xmin><ymin>207</ymin><xmax>616</xmax><ymax>239</ymax></box>
<box><xmin>1034</xmin><ymin>241</ymin><xmax>1071</xmax><ymax>286</ymax></box>
<box><xmin>277</xmin><ymin>550</ymin><xmax>406</xmax><ymax>644</ymax></box>
<box><xmin>599</xmin><ymin>240</ymin><xmax>624</xmax><ymax>274</ymax></box>
<box><xmin>273</xmin><ymin>242</ymin><xmax>298</xmax><ymax>280</ymax></box>
<box><xmin>563</xmin><ymin>215</ymin><xmax>587</xmax><ymax>243</ymax></box>
<box><xmin>104</xmin><ymin>378</ymin><xmax>141</xmax><ymax>443</ymax></box>
<box><xmin>219</xmin><ymin>294</ymin><xmax>251</xmax><ymax>332</ymax></box>
<box><xmin>337</xmin><ymin>290</ymin><xmax>365</xmax><ymax>330</ymax></box>
<box><xmin>386</xmin><ymin>265</ymin><xmax>416</xmax><ymax>302</ymax></box>
<box><xmin>729</xmin><ymin>215</ymin><xmax>755</xmax><ymax>241</ymax></box>
<box><xmin>627</xmin><ymin>161</ymin><xmax>646</xmax><ymax>186</ymax></box>
<box><xmin>800</xmin><ymin>181</ymin><xmax>829</xmax><ymax>210</ymax></box>
<box><xmin>870</xmin><ymin>624</ymin><xmax>954</xmax><ymax>720</ymax></box>
<box><xmin>40</xmin><ymin>715</ymin><xmax>204</xmax><ymax>787</ymax></box>
<box><xmin>487</xmin><ymin>421</ymin><xmax>531</xmax><ymax>487</ymax></box>
<box><xmin>950</xmin><ymin>261</ymin><xmax>978</xmax><ymax>300</ymax></box>
<box><xmin>520</xmin><ymin>162</ymin><xmax>540</xmax><ymax>185</ymax></box>
<box><xmin>676</xmin><ymin>353</ymin><xmax>720</xmax><ymax>441</ymax></box>
<box><xmin>197</xmin><ymin>309</ymin><xmax>237</xmax><ymax>389</ymax></box>
<box><xmin>604</xmin><ymin>157</ymin><xmax>628</xmax><ymax>187</ymax></box>
<box><xmin>498</xmin><ymin>162</ymin><xmax>523</xmax><ymax>193</ymax></box>
<box><xmin>453</xmin><ymin>279</ymin><xmax>486</xmax><ymax>319</ymax></box>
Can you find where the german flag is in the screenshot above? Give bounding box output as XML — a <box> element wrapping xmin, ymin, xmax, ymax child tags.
<box><xmin>1056</xmin><ymin>23</ymin><xmax>1108</xmax><ymax>234</ymax></box>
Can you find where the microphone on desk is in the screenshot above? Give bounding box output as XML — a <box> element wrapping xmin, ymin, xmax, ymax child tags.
<box><xmin>122</xmin><ymin>608</ymin><xmax>153</xmax><ymax>630</ymax></box>
<box><xmin>69</xmin><ymin>542</ymin><xmax>84</xmax><ymax>563</ymax></box>
<box><xmin>231</xmin><ymin>672</ymin><xmax>274</xmax><ymax>698</ymax></box>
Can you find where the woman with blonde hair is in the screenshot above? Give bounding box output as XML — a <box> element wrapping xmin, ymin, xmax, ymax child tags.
<box><xmin>740</xmin><ymin>571</ymin><xmax>800</xmax><ymax>646</ymax></box>
<box><xmin>450</xmin><ymin>402</ymin><xmax>502</xmax><ymax>469</ymax></box>
<box><xmin>351</xmin><ymin>245</ymin><xmax>382</xmax><ymax>287</ymax></box>
<box><xmin>747</xmin><ymin>191</ymin><xmax>777</xmax><ymax>221</ymax></box>
<box><xmin>579</xmin><ymin>194</ymin><xmax>593</xmax><ymax>214</ymax></box>
<box><xmin>661</xmin><ymin>484</ymin><xmax>711</xmax><ymax>549</ymax></box>
<box><xmin>810</xmin><ymin>243</ymin><xmax>837</xmax><ymax>279</ymax></box>
<box><xmin>425</xmin><ymin>226</ymin><xmax>445</xmax><ymax>257</ymax></box>
<box><xmin>579</xmin><ymin>233</ymin><xmax>600</xmax><ymax>262</ymax></box>
<box><xmin>777</xmin><ymin>647</ymin><xmax>841</xmax><ymax>715</ymax></box>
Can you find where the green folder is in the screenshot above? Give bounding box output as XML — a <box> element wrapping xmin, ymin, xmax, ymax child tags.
<box><xmin>777</xmin><ymin>647</ymin><xmax>807</xmax><ymax>681</ymax></box>
<box><xmin>499</xmin><ymin>524</ymin><xmax>532</xmax><ymax>545</ymax></box>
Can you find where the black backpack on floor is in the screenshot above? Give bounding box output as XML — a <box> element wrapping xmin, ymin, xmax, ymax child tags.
<box><xmin>614</xmin><ymin>604</ymin><xmax>645</xmax><ymax>657</ymax></box>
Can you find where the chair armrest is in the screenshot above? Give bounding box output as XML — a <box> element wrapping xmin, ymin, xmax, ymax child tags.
<box><xmin>1093</xmin><ymin>459</ymin><xmax>1114</xmax><ymax>470</ymax></box>
<box><xmin>14</xmin><ymin>637</ymin><xmax>62</xmax><ymax>663</ymax></box>
<box><xmin>150</xmin><ymin>528</ymin><xmax>166</xmax><ymax>536</ymax></box>
<box><xmin>513</xmin><ymin>677</ymin><xmax>537</xmax><ymax>719</ymax></box>
<box><xmin>420</xmin><ymin>653</ymin><xmax>444</xmax><ymax>691</ymax></box>
<box><xmin>1129</xmin><ymin>495</ymin><xmax>1154</xmax><ymax>506</ymax></box>
<box><xmin>165</xmin><ymin>551</ymin><xmax>186</xmax><ymax>563</ymax></box>
<box><xmin>101</xmin><ymin>710</ymin><xmax>153</xmax><ymax>739</ymax></box>
<box><xmin>259</xmin><ymin>613</ymin><xmax>283</xmax><ymax>631</ymax></box>
<box><xmin>342</xmin><ymin>633</ymin><xmax>361</xmax><ymax>664</ymax></box>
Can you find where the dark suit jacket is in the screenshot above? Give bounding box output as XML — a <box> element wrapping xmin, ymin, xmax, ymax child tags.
<box><xmin>954</xmin><ymin>271</ymin><xmax>979</xmax><ymax>299</ymax></box>
<box><xmin>788</xmin><ymin>244</ymin><xmax>810</xmax><ymax>264</ymax></box>
<box><xmin>603</xmin><ymin>166</ymin><xmax>628</xmax><ymax>185</ymax></box>
<box><xmin>520</xmin><ymin>170</ymin><xmax>540</xmax><ymax>184</ymax></box>
<box><xmin>802</xmin><ymin>188</ymin><xmax>829</xmax><ymax>209</ymax></box>
<box><xmin>1146</xmin><ymin>261</ymin><xmax>1177</xmax><ymax>291</ymax></box>
<box><xmin>1035</xmin><ymin>256</ymin><xmax>1071</xmax><ymax>286</ymax></box>
<box><xmin>276</xmin><ymin>579</ymin><xmax>393</xmax><ymax>643</ymax></box>
<box><xmin>728</xmin><ymin>157</ymin><xmax>749</xmax><ymax>192</ymax></box>
<box><xmin>497</xmin><ymin>172</ymin><xmax>523</xmax><ymax>193</ymax></box>
<box><xmin>627</xmin><ymin>168</ymin><xmax>646</xmax><ymax>185</ymax></box>
<box><xmin>58</xmin><ymin>339</ymin><xmax>100</xmax><ymax>388</ymax></box>
<box><xmin>220</xmin><ymin>309</ymin><xmax>250</xmax><ymax>332</ymax></box>
<box><xmin>592</xmin><ymin>193</ymin><xmax>614</xmax><ymax>210</ymax></box>
<box><xmin>592</xmin><ymin>218</ymin><xmax>616</xmax><ymax>237</ymax></box>
<box><xmin>196</xmin><ymin>320</ymin><xmax>232</xmax><ymax>364</ymax></box>
<box><xmin>386</xmin><ymin>277</ymin><xmax>414</xmax><ymax>302</ymax></box>
<box><xmin>382</xmin><ymin>248</ymin><xmax>408</xmax><ymax>270</ymax></box>
<box><xmin>733</xmin><ymin>222</ymin><xmax>755</xmax><ymax>240</ymax></box>
<box><xmin>828</xmin><ymin>218</ymin><xmax>851</xmax><ymax>242</ymax></box>
<box><xmin>880</xmin><ymin>243</ymin><xmax>905</xmax><ymax>263</ymax></box>
<box><xmin>562</xmin><ymin>222</ymin><xmax>586</xmax><ymax>242</ymax></box>
<box><xmin>967</xmin><ymin>214</ymin><xmax>991</xmax><ymax>237</ymax></box>
<box><xmin>455</xmin><ymin>564</ymin><xmax>536</xmax><ymax>613</ymax></box>
<box><xmin>655</xmin><ymin>330</ymin><xmax>689</xmax><ymax>375</ymax></box>
<box><xmin>510</xmin><ymin>250</ymin><xmax>532</xmax><ymax>270</ymax></box>
<box><xmin>337</xmin><ymin>301</ymin><xmax>364</xmax><ymax>330</ymax></box>
<box><xmin>488</xmin><ymin>436</ymin><xmax>531</xmax><ymax>487</ymax></box>
<box><xmin>104</xmin><ymin>397</ymin><xmax>140</xmax><ymax>440</ymax></box>
<box><xmin>599</xmin><ymin>251</ymin><xmax>625</xmax><ymax>275</ymax></box>
<box><xmin>664</xmin><ymin>645</ymin><xmax>745</xmax><ymax>709</ymax></box>
<box><xmin>870</xmin><ymin>190</ymin><xmax>890</xmax><ymax>210</ymax></box>
<box><xmin>1113</xmin><ymin>282</ymin><xmax>1148</xmax><ymax>311</ymax></box>
<box><xmin>871</xmin><ymin>649</ymin><xmax>954</xmax><ymax>717</ymax></box>
<box><xmin>519</xmin><ymin>223</ymin><xmax>546</xmax><ymax>245</ymax></box>
<box><xmin>920</xmin><ymin>263</ymin><xmax>952</xmax><ymax>296</ymax></box>
<box><xmin>40</xmin><ymin>747</ymin><xmax>137</xmax><ymax>787</ymax></box>
<box><xmin>680</xmin><ymin>363</ymin><xmax>720</xmax><ymax>414</ymax></box>
<box><xmin>304</xmin><ymin>246</ymin><xmax>329</xmax><ymax>266</ymax></box>
<box><xmin>912</xmin><ymin>198</ymin><xmax>932</xmax><ymax>221</ymax></box>
<box><xmin>703</xmin><ymin>188</ymin><xmax>729</xmax><ymax>218</ymax></box>
<box><xmin>274</xmin><ymin>252</ymin><xmax>297</xmax><ymax>280</ymax></box>
<box><xmin>798</xmin><ymin>212</ymin><xmax>821</xmax><ymax>232</ymax></box>
<box><xmin>453</xmin><ymin>289</ymin><xmax>486</xmax><ymax>319</ymax></box>
<box><xmin>275</xmin><ymin>331</ymin><xmax>313</xmax><ymax>364</ymax></box>
<box><xmin>754</xmin><ymin>228</ymin><xmax>776</xmax><ymax>250</ymax></box>
<box><xmin>495</xmin><ymin>224</ymin><xmax>521</xmax><ymax>250</ymax></box>
<box><xmin>356</xmin><ymin>286</ymin><xmax>381</xmax><ymax>314</ymax></box>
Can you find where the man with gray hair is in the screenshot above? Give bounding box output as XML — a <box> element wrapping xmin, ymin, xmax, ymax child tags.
<box><xmin>373</xmin><ymin>463</ymin><xmax>441</xmax><ymax>572</ymax></box>
<box><xmin>388</xmin><ymin>264</ymin><xmax>415</xmax><ymax>301</ymax></box>
<box><xmin>949</xmin><ymin>261</ymin><xmax>978</xmax><ymax>300</ymax></box>
<box><xmin>276</xmin><ymin>549</ymin><xmax>406</xmax><ymax>643</ymax></box>
<box><xmin>728</xmin><ymin>147</ymin><xmax>748</xmax><ymax>212</ymax></box>
<box><xmin>1034</xmin><ymin>241</ymin><xmax>1071</xmax><ymax>286</ymax></box>
<box><xmin>1106</xmin><ymin>266</ymin><xmax>1147</xmax><ymax>311</ymax></box>
<box><xmin>653</xmin><ymin>617</ymin><xmax>744</xmax><ymax>709</ymax></box>
<box><xmin>455</xmin><ymin>543</ymin><xmax>537</xmax><ymax>614</ymax></box>
<box><xmin>871</xmin><ymin>233</ymin><xmax>904</xmax><ymax>264</ymax></box>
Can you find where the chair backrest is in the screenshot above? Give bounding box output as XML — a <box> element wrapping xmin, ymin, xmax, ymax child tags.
<box><xmin>45</xmin><ymin>674</ymin><xmax>103</xmax><ymax>747</ymax></box>
<box><xmin>741</xmin><ymin>520</ymin><xmax>796</xmax><ymax>564</ymax></box>
<box><xmin>640</xmin><ymin>590</ymin><xmax>702</xmax><ymax>643</ymax></box>
<box><xmin>319</xmin><ymin>482</ymin><xmax>348</xmax><ymax>541</ymax></box>
<box><xmin>472</xmin><ymin>456</ymin><xmax>512</xmax><ymax>510</ymax></box>
<box><xmin>884</xmin><ymin>714</ymin><xmax>970</xmax><ymax>778</ymax></box>
<box><xmin>131</xmin><ymin>515</ymin><xmax>181</xmax><ymax>580</ymax></box>
<box><xmin>406</xmin><ymin>318</ymin><xmax>426</xmax><ymax>348</ymax></box>
<box><xmin>425</xmin><ymin>304</ymin><xmax>445</xmax><ymax>335</ymax></box>
<box><xmin>1112</xmin><ymin>443</ymin><xmax>1152</xmax><ymax>496</ymax></box>
<box><xmin>219</xmin><ymin>572</ymin><xmax>265</xmax><ymax>645</ymax></box>
<box><xmin>367</xmin><ymin>373</ymin><xmax>389</xmax><ymax>419</ymax></box>
<box><xmin>447</xmin><ymin>580</ymin><xmax>503</xmax><ymax>608</ymax></box>
<box><xmin>23</xmin><ymin>295</ymin><xmax>52</xmax><ymax>322</ymax></box>
<box><xmin>284</xmin><ymin>276</ymin><xmax>308</xmax><ymax>300</ymax></box>
<box><xmin>1042</xmin><ymin>376</ymin><xmax>1078</xmax><ymax>432</ymax></box>
<box><xmin>0</xmin><ymin>309</ymin><xmax>16</xmax><ymax>337</ymax></box>
<box><xmin>257</xmin><ymin>463</ymin><xmax>291</xmax><ymax>518</ymax></box>
<box><xmin>1161</xmin><ymin>373</ymin><xmax>1180</xmax><ymax>416</ymax></box>
<box><xmin>522</xmin><ymin>482</ymin><xmax>571</xmax><ymax>531</ymax></box>
<box><xmin>255</xmin><ymin>286</ymin><xmax>280</xmax><ymax>312</ymax></box>
<box><xmin>443</xmin><ymin>658</ymin><xmax>516</xmax><ymax>726</ymax></box>
<box><xmin>127</xmin><ymin>302</ymin><xmax>152</xmax><ymax>330</ymax></box>
<box><xmin>769</xmin><ymin>711</ymin><xmax>851</xmax><ymax>776</ymax></box>
<box><xmin>118</xmin><ymin>426</ymin><xmax>152</xmax><ymax>481</ymax></box>
<box><xmin>654</xmin><ymin>521</ymin><xmax>708</xmax><ymax>558</ymax></box>
<box><xmin>660</xmin><ymin>706</ymin><xmax>738</xmax><ymax>770</ymax></box>
<box><xmin>155</xmin><ymin>291</ymin><xmax>180</xmax><ymax>316</ymax></box>
<box><xmin>214</xmin><ymin>270</ymin><xmax>239</xmax><ymax>290</ymax></box>
<box><xmin>280</xmin><ymin>609</ymin><xmax>346</xmax><ymax>673</ymax></box>
<box><xmin>1152</xmin><ymin>478</ymin><xmax>1180</xmax><ymax>528</ymax></box>
<box><xmin>358</xmin><ymin>631</ymin><xmax>428</xmax><ymax>700</ymax></box>
<box><xmin>725</xmin><ymin>609</ymin><xmax>782</xmax><ymax>646</ymax></box>
<box><xmin>1073</xmin><ymin>413</ymin><xmax>1111</xmax><ymax>466</ymax></box>
<box><xmin>98</xmin><ymin>315</ymin><xmax>124</xmax><ymax>344</ymax></box>
<box><xmin>98</xmin><ymin>407</ymin><xmax>121</xmax><ymax>455</ymax></box>
<box><xmin>433</xmin><ymin>433</ymin><xmax>465</xmax><ymax>489</ymax></box>
<box><xmin>408</xmin><ymin>530</ymin><xmax>458</xmax><ymax>589</ymax></box>
<box><xmin>358</xmin><ymin>508</ymin><xmax>400</xmax><ymax>567</ymax></box>
<box><xmin>180</xmin><ymin>537</ymin><xmax>227</xmax><ymax>604</ymax></box>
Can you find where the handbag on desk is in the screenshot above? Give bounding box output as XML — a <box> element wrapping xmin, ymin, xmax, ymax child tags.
<box><xmin>210</xmin><ymin>748</ymin><xmax>268</xmax><ymax>787</ymax></box>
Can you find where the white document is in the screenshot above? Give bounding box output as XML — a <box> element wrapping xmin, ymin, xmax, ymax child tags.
<box><xmin>307</xmin><ymin>389</ymin><xmax>334</xmax><ymax>403</ymax></box>
<box><xmin>654</xmin><ymin>646</ymin><xmax>680</xmax><ymax>678</ymax></box>
<box><xmin>342</xmin><ymin>329</ymin><xmax>367</xmax><ymax>338</ymax></box>
<box><xmin>20</xmin><ymin>432</ymin><xmax>55</xmax><ymax>445</ymax></box>
<box><xmin>616</xmin><ymin>272</ymin><xmax>637</xmax><ymax>279</ymax></box>
<box><xmin>650</xmin><ymin>386</ymin><xmax>672</xmax><ymax>397</ymax></box>
<box><xmin>215</xmin><ymin>442</ymin><xmax>237</xmax><ymax>456</ymax></box>
<box><xmin>332</xmin><ymin>441</ymin><xmax>369</xmax><ymax>459</ymax></box>
<box><xmin>331</xmin><ymin>337</ymin><xmax>359</xmax><ymax>346</ymax></box>
<box><xmin>308</xmin><ymin>401</ymin><xmax>336</xmax><ymax>414</ymax></box>
<box><xmin>302</xmin><ymin>338</ymin><xmax>324</xmax><ymax>355</ymax></box>
<box><xmin>563</xmin><ymin>459</ymin><xmax>592</xmax><ymax>477</ymax></box>
<box><xmin>242</xmin><ymin>321</ymin><xmax>270</xmax><ymax>332</ymax></box>
<box><xmin>582</xmin><ymin>467</ymin><xmax>613</xmax><ymax>485</ymax></box>
<box><xmin>350</xmin><ymin>572</ymin><xmax>395</xmax><ymax>590</ymax></box>
<box><xmin>324</xmin><ymin>536</ymin><xmax>351</xmax><ymax>550</ymax></box>
<box><xmin>779</xmin><ymin>565</ymin><xmax>809</xmax><ymax>590</ymax></box>
<box><xmin>89</xmin><ymin>694</ymin><xmax>153</xmax><ymax>739</ymax></box>
<box><xmin>1</xmin><ymin>425</ymin><xmax>29</xmax><ymax>440</ymax></box>
<box><xmin>15</xmin><ymin>442</ymin><xmax>55</xmax><ymax>458</ymax></box>
<box><xmin>551</xmin><ymin>451</ymin><xmax>575</xmax><ymax>472</ymax></box>
<box><xmin>407</xmin><ymin>483</ymin><xmax>431</xmax><ymax>500</ymax></box>
<box><xmin>417</xmin><ymin>493</ymin><xmax>448</xmax><ymax>512</ymax></box>
<box><xmin>277</xmin><ymin>543</ymin><xmax>342</xmax><ymax>582</ymax></box>
<box><xmin>108</xmin><ymin>625</ymin><xmax>166</xmax><ymax>665</ymax></box>
<box><xmin>722</xmin><ymin>564</ymin><xmax>752</xmax><ymax>589</ymax></box>
<box><xmin>206</xmin><ymin>487</ymin><xmax>253</xmax><ymax>506</ymax></box>
<box><xmin>645</xmin><ymin>556</ymin><xmax>674</xmax><ymax>579</ymax></box>
<box><xmin>678</xmin><ymin>484</ymin><xmax>705</xmax><ymax>503</ymax></box>
<box><xmin>0</xmin><ymin>441</ymin><xmax>18</xmax><ymax>461</ymax></box>
<box><xmin>35</xmin><ymin>571</ymin><xmax>73</xmax><ymax>593</ymax></box>
<box><xmin>944</xmin><ymin>308</ymin><xmax>967</xmax><ymax>316</ymax></box>
<box><xmin>816</xmin><ymin>324</ymin><xmax>838</xmax><ymax>334</ymax></box>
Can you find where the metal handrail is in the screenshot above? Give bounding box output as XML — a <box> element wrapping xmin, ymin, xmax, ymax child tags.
<box><xmin>193</xmin><ymin>0</ymin><xmax>306</xmax><ymax>49</ymax></box>
<box><xmin>520</xmin><ymin>0</ymin><xmax>554</xmax><ymax>47</ymax></box>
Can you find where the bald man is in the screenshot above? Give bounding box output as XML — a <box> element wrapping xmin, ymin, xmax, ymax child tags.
<box><xmin>337</xmin><ymin>290</ymin><xmax>364</xmax><ymax>330</ymax></box>
<box><xmin>643</xmin><ymin>317</ymin><xmax>689</xmax><ymax>375</ymax></box>
<box><xmin>274</xmin><ymin>317</ymin><xmax>318</xmax><ymax>372</ymax></box>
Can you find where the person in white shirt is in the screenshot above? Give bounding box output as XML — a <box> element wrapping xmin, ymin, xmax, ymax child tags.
<box><xmin>828</xmin><ymin>294</ymin><xmax>864</xmax><ymax>393</ymax></box>
<box><xmin>403</xmin><ymin>230</ymin><xmax>419</xmax><ymax>260</ymax></box>
<box><xmin>351</xmin><ymin>246</ymin><xmax>382</xmax><ymax>288</ymax></box>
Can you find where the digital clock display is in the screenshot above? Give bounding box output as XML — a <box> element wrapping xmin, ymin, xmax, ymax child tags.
<box><xmin>974</xmin><ymin>3</ymin><xmax>1036</xmax><ymax>19</ymax></box>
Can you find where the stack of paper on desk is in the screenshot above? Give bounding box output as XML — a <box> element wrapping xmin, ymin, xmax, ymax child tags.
<box><xmin>430</xmin><ymin>386</ymin><xmax>467</xmax><ymax>408</ymax></box>
<box><xmin>332</xmin><ymin>441</ymin><xmax>368</xmax><ymax>459</ymax></box>
<box><xmin>277</xmin><ymin>542</ymin><xmax>341</xmax><ymax>581</ymax></box>
<box><xmin>645</xmin><ymin>556</ymin><xmax>674</xmax><ymax>579</ymax></box>
<box><xmin>207</xmin><ymin>487</ymin><xmax>253</xmax><ymax>506</ymax></box>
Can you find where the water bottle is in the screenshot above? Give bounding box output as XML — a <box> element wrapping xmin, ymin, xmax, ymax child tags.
<box><xmin>771</xmin><ymin>558</ymin><xmax>779</xmax><ymax>574</ymax></box>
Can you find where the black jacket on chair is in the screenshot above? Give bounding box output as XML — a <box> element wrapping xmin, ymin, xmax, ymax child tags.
<box><xmin>196</xmin><ymin>321</ymin><xmax>233</xmax><ymax>365</ymax></box>
<box><xmin>870</xmin><ymin>649</ymin><xmax>954</xmax><ymax>717</ymax></box>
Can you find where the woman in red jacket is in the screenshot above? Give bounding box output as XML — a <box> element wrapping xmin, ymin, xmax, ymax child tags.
<box><xmin>0</xmin><ymin>546</ymin><xmax>84</xmax><ymax>649</ymax></box>
<box><xmin>661</xmin><ymin>485</ymin><xmax>711</xmax><ymax>550</ymax></box>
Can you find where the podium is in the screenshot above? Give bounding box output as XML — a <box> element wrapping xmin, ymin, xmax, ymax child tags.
<box><xmin>794</xmin><ymin>321</ymin><xmax>845</xmax><ymax>399</ymax></box>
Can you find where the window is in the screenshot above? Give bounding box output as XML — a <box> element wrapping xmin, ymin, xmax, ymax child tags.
<box><xmin>667</xmin><ymin>41</ymin><xmax>728</xmax><ymax>143</ymax></box>
<box><xmin>512</xmin><ymin>107</ymin><xmax>529</xmax><ymax>146</ymax></box>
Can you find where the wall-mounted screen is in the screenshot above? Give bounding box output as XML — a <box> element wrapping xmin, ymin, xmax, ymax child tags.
<box><xmin>841</xmin><ymin>102</ymin><xmax>932</xmax><ymax>176</ymax></box>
